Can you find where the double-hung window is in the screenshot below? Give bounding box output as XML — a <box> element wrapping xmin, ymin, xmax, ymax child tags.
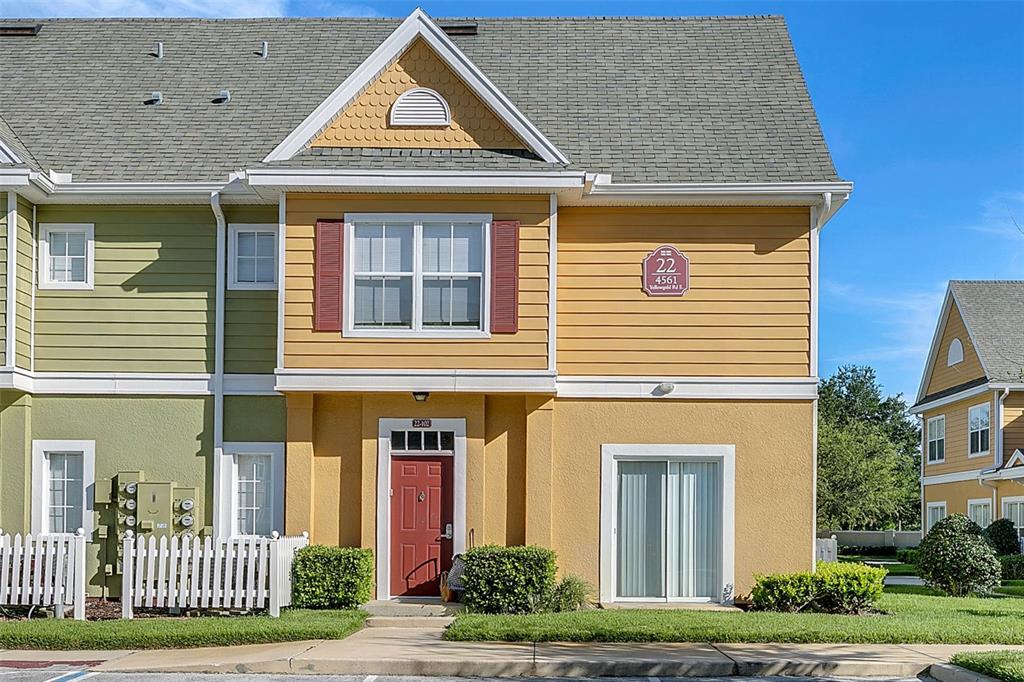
<box><xmin>215</xmin><ymin>442</ymin><xmax>284</xmax><ymax>537</ymax></box>
<box><xmin>968</xmin><ymin>403</ymin><xmax>990</xmax><ymax>457</ymax></box>
<box><xmin>40</xmin><ymin>223</ymin><xmax>94</xmax><ymax>290</ymax></box>
<box><xmin>31</xmin><ymin>440</ymin><xmax>95</xmax><ymax>535</ymax></box>
<box><xmin>926</xmin><ymin>501</ymin><xmax>946</xmax><ymax>532</ymax></box>
<box><xmin>1004</xmin><ymin>497</ymin><xmax>1024</xmax><ymax>531</ymax></box>
<box><xmin>228</xmin><ymin>224</ymin><xmax>278</xmax><ymax>290</ymax></box>
<box><xmin>926</xmin><ymin>415</ymin><xmax>945</xmax><ymax>463</ymax></box>
<box><xmin>967</xmin><ymin>499</ymin><xmax>992</xmax><ymax>528</ymax></box>
<box><xmin>345</xmin><ymin>214</ymin><xmax>489</xmax><ymax>337</ymax></box>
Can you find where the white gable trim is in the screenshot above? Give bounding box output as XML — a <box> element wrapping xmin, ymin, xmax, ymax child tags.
<box><xmin>916</xmin><ymin>286</ymin><xmax>990</xmax><ymax>404</ymax></box>
<box><xmin>0</xmin><ymin>139</ymin><xmax>22</xmax><ymax>164</ymax></box>
<box><xmin>262</xmin><ymin>9</ymin><xmax>569</xmax><ymax>166</ymax></box>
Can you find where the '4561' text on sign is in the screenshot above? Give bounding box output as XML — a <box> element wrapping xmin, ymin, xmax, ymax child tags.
<box><xmin>642</xmin><ymin>245</ymin><xmax>690</xmax><ymax>297</ymax></box>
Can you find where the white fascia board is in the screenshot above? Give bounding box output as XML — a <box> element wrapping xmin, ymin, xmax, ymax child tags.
<box><xmin>556</xmin><ymin>376</ymin><xmax>819</xmax><ymax>400</ymax></box>
<box><xmin>245</xmin><ymin>168</ymin><xmax>586</xmax><ymax>192</ymax></box>
<box><xmin>0</xmin><ymin>370</ymin><xmax>278</xmax><ymax>395</ymax></box>
<box><xmin>909</xmin><ymin>382</ymin><xmax>992</xmax><ymax>414</ymax></box>
<box><xmin>0</xmin><ymin>167</ymin><xmax>31</xmax><ymax>188</ymax></box>
<box><xmin>921</xmin><ymin>469</ymin><xmax>984</xmax><ymax>486</ymax></box>
<box><xmin>990</xmin><ymin>383</ymin><xmax>1024</xmax><ymax>391</ymax></box>
<box><xmin>584</xmin><ymin>180</ymin><xmax>853</xmax><ymax>201</ymax></box>
<box><xmin>274</xmin><ymin>368</ymin><xmax>557</xmax><ymax>393</ymax></box>
<box><xmin>982</xmin><ymin>466</ymin><xmax>1024</xmax><ymax>482</ymax></box>
<box><xmin>262</xmin><ymin>8</ymin><xmax>569</xmax><ymax>166</ymax></box>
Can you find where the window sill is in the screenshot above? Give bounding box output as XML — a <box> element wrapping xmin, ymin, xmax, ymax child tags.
<box><xmin>39</xmin><ymin>281</ymin><xmax>93</xmax><ymax>291</ymax></box>
<box><xmin>228</xmin><ymin>281</ymin><xmax>278</xmax><ymax>291</ymax></box>
<box><xmin>968</xmin><ymin>451</ymin><xmax>991</xmax><ymax>459</ymax></box>
<box><xmin>344</xmin><ymin>329</ymin><xmax>491</xmax><ymax>340</ymax></box>
<box><xmin>927</xmin><ymin>458</ymin><xmax>945</xmax><ymax>465</ymax></box>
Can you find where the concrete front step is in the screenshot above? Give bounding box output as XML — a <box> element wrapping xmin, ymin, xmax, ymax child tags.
<box><xmin>365</xmin><ymin>616</ymin><xmax>455</xmax><ymax>628</ymax></box>
<box><xmin>362</xmin><ymin>599</ymin><xmax>462</xmax><ymax>617</ymax></box>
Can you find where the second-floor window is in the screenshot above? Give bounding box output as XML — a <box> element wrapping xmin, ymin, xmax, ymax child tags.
<box><xmin>40</xmin><ymin>223</ymin><xmax>94</xmax><ymax>290</ymax></box>
<box><xmin>927</xmin><ymin>415</ymin><xmax>945</xmax><ymax>463</ymax></box>
<box><xmin>228</xmin><ymin>224</ymin><xmax>278</xmax><ymax>290</ymax></box>
<box><xmin>968</xmin><ymin>403</ymin><xmax>990</xmax><ymax>457</ymax></box>
<box><xmin>345</xmin><ymin>214</ymin><xmax>489</xmax><ymax>337</ymax></box>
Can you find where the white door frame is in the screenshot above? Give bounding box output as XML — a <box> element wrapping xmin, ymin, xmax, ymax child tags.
<box><xmin>599</xmin><ymin>443</ymin><xmax>735</xmax><ymax>605</ymax></box>
<box><xmin>375</xmin><ymin>417</ymin><xmax>467</xmax><ymax>600</ymax></box>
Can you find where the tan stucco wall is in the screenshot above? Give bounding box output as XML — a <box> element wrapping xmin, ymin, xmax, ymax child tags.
<box><xmin>923</xmin><ymin>479</ymin><xmax>1024</xmax><ymax>522</ymax></box>
<box><xmin>289</xmin><ymin>394</ymin><xmax>814</xmax><ymax>598</ymax></box>
<box><xmin>312</xmin><ymin>38</ymin><xmax>525</xmax><ymax>150</ymax></box>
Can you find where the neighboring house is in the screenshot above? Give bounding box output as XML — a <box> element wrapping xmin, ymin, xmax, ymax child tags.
<box><xmin>0</xmin><ymin>9</ymin><xmax>849</xmax><ymax>604</ymax></box>
<box><xmin>911</xmin><ymin>281</ymin><xmax>1024</xmax><ymax>538</ymax></box>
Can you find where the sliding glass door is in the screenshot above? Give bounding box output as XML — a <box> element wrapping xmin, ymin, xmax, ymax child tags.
<box><xmin>616</xmin><ymin>458</ymin><xmax>722</xmax><ymax>601</ymax></box>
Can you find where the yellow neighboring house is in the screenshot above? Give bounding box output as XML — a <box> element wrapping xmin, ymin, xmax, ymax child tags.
<box><xmin>911</xmin><ymin>281</ymin><xmax>1024</xmax><ymax>539</ymax></box>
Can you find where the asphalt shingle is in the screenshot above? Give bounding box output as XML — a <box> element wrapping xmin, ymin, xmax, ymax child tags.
<box><xmin>951</xmin><ymin>281</ymin><xmax>1024</xmax><ymax>383</ymax></box>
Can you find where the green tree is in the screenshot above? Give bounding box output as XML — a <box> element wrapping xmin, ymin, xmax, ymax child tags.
<box><xmin>817</xmin><ymin>365</ymin><xmax>920</xmax><ymax>530</ymax></box>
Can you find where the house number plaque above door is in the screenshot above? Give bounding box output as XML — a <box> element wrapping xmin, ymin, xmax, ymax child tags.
<box><xmin>642</xmin><ymin>245</ymin><xmax>690</xmax><ymax>297</ymax></box>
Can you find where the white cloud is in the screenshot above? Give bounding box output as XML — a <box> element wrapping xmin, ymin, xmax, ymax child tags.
<box><xmin>3</xmin><ymin>0</ymin><xmax>380</xmax><ymax>18</ymax></box>
<box><xmin>968</xmin><ymin>191</ymin><xmax>1024</xmax><ymax>240</ymax></box>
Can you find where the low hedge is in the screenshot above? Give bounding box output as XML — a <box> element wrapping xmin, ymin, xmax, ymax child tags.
<box><xmin>461</xmin><ymin>545</ymin><xmax>557</xmax><ymax>614</ymax></box>
<box><xmin>751</xmin><ymin>562</ymin><xmax>886</xmax><ymax>614</ymax></box>
<box><xmin>896</xmin><ymin>548</ymin><xmax>919</xmax><ymax>564</ymax></box>
<box><xmin>1001</xmin><ymin>555</ymin><xmax>1024</xmax><ymax>581</ymax></box>
<box><xmin>292</xmin><ymin>545</ymin><xmax>374</xmax><ymax>609</ymax></box>
<box><xmin>839</xmin><ymin>545</ymin><xmax>899</xmax><ymax>557</ymax></box>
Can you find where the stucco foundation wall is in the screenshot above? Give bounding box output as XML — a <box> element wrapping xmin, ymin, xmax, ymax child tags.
<box><xmin>924</xmin><ymin>479</ymin><xmax>1024</xmax><ymax>522</ymax></box>
<box><xmin>291</xmin><ymin>393</ymin><xmax>813</xmax><ymax>599</ymax></box>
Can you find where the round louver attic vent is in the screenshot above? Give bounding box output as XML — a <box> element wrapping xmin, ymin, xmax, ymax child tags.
<box><xmin>390</xmin><ymin>87</ymin><xmax>451</xmax><ymax>127</ymax></box>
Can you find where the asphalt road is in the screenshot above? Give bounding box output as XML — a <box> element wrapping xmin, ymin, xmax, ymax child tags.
<box><xmin>0</xmin><ymin>672</ymin><xmax>927</xmax><ymax>682</ymax></box>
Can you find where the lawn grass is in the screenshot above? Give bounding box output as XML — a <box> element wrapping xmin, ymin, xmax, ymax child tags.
<box><xmin>952</xmin><ymin>650</ymin><xmax>1024</xmax><ymax>682</ymax></box>
<box><xmin>0</xmin><ymin>608</ymin><xmax>365</xmax><ymax>650</ymax></box>
<box><xmin>445</xmin><ymin>590</ymin><xmax>1024</xmax><ymax>645</ymax></box>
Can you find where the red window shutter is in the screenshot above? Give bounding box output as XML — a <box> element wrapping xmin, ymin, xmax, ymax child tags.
<box><xmin>314</xmin><ymin>219</ymin><xmax>344</xmax><ymax>332</ymax></box>
<box><xmin>490</xmin><ymin>220</ymin><xmax>520</xmax><ymax>334</ymax></box>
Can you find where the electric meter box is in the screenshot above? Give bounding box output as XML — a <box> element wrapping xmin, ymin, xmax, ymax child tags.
<box><xmin>136</xmin><ymin>481</ymin><xmax>174</xmax><ymax>537</ymax></box>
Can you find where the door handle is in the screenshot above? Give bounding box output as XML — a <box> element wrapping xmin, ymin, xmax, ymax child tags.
<box><xmin>440</xmin><ymin>523</ymin><xmax>453</xmax><ymax>540</ymax></box>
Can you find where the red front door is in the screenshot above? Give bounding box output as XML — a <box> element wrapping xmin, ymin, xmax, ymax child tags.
<box><xmin>390</xmin><ymin>455</ymin><xmax>454</xmax><ymax>597</ymax></box>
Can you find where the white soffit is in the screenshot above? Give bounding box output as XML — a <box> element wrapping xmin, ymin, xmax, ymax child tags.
<box><xmin>262</xmin><ymin>8</ymin><xmax>570</xmax><ymax>166</ymax></box>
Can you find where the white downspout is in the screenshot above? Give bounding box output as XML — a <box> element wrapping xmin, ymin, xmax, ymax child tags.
<box><xmin>5</xmin><ymin>191</ymin><xmax>17</xmax><ymax>369</ymax></box>
<box><xmin>210</xmin><ymin>192</ymin><xmax>226</xmax><ymax>537</ymax></box>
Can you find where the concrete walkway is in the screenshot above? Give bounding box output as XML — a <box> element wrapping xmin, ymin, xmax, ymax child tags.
<box><xmin>1</xmin><ymin>628</ymin><xmax>1021</xmax><ymax>678</ymax></box>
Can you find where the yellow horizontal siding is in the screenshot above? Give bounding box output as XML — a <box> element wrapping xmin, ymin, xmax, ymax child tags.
<box><xmin>284</xmin><ymin>194</ymin><xmax>549</xmax><ymax>370</ymax></box>
<box><xmin>925</xmin><ymin>301</ymin><xmax>987</xmax><ymax>395</ymax></box>
<box><xmin>557</xmin><ymin>207</ymin><xmax>811</xmax><ymax>377</ymax></box>
<box><xmin>922</xmin><ymin>393</ymin><xmax>996</xmax><ymax>475</ymax></box>
<box><xmin>1004</xmin><ymin>392</ymin><xmax>1024</xmax><ymax>461</ymax></box>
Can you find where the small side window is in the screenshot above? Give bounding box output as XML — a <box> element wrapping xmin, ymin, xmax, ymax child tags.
<box><xmin>228</xmin><ymin>224</ymin><xmax>278</xmax><ymax>290</ymax></box>
<box><xmin>947</xmin><ymin>338</ymin><xmax>964</xmax><ymax>366</ymax></box>
<box><xmin>39</xmin><ymin>223</ymin><xmax>94</xmax><ymax>290</ymax></box>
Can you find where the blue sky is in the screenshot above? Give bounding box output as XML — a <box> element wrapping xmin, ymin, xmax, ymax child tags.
<box><xmin>9</xmin><ymin>1</ymin><xmax>1024</xmax><ymax>403</ymax></box>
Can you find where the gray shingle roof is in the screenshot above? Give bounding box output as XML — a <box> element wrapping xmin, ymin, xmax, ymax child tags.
<box><xmin>0</xmin><ymin>15</ymin><xmax>841</xmax><ymax>183</ymax></box>
<box><xmin>951</xmin><ymin>280</ymin><xmax>1024</xmax><ymax>383</ymax></box>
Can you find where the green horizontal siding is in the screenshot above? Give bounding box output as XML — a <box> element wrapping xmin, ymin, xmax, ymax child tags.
<box><xmin>224</xmin><ymin>206</ymin><xmax>277</xmax><ymax>374</ymax></box>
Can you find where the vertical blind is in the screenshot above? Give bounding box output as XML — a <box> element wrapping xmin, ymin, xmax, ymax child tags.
<box><xmin>616</xmin><ymin>459</ymin><xmax>722</xmax><ymax>600</ymax></box>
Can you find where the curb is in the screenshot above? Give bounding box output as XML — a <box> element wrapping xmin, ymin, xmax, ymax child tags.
<box><xmin>931</xmin><ymin>662</ymin><xmax>1005</xmax><ymax>682</ymax></box>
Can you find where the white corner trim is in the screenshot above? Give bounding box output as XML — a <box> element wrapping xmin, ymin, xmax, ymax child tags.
<box><xmin>547</xmin><ymin>193</ymin><xmax>558</xmax><ymax>374</ymax></box>
<box><xmin>375</xmin><ymin>417</ymin><xmax>467</xmax><ymax>600</ymax></box>
<box><xmin>276</xmin><ymin>192</ymin><xmax>287</xmax><ymax>370</ymax></box>
<box><xmin>38</xmin><ymin>223</ymin><xmax>95</xmax><ymax>290</ymax></box>
<box><xmin>31</xmin><ymin>439</ymin><xmax>96</xmax><ymax>536</ymax></box>
<box><xmin>5</xmin><ymin>191</ymin><xmax>16</xmax><ymax>364</ymax></box>
<box><xmin>215</xmin><ymin>441</ymin><xmax>285</xmax><ymax>539</ymax></box>
<box><xmin>910</xmin><ymin>382</ymin><xmax>991</xmax><ymax>414</ymax></box>
<box><xmin>556</xmin><ymin>376</ymin><xmax>818</xmax><ymax>400</ymax></box>
<box><xmin>274</xmin><ymin>368</ymin><xmax>556</xmax><ymax>393</ymax></box>
<box><xmin>227</xmin><ymin>223</ymin><xmax>279</xmax><ymax>290</ymax></box>
<box><xmin>809</xmin><ymin>218</ymin><xmax>819</xmax><ymax>378</ymax></box>
<box><xmin>262</xmin><ymin>9</ymin><xmax>569</xmax><ymax>165</ymax></box>
<box><xmin>599</xmin><ymin>443</ymin><xmax>735</xmax><ymax>605</ymax></box>
<box><xmin>0</xmin><ymin>369</ymin><xmax>278</xmax><ymax>395</ymax></box>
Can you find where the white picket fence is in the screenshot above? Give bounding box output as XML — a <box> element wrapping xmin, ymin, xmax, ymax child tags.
<box><xmin>0</xmin><ymin>529</ymin><xmax>86</xmax><ymax>620</ymax></box>
<box><xmin>815</xmin><ymin>535</ymin><xmax>839</xmax><ymax>563</ymax></box>
<box><xmin>121</xmin><ymin>531</ymin><xmax>309</xmax><ymax>618</ymax></box>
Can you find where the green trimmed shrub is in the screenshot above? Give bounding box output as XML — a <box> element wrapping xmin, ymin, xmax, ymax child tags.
<box><xmin>1001</xmin><ymin>554</ymin><xmax>1024</xmax><ymax>581</ymax></box>
<box><xmin>292</xmin><ymin>545</ymin><xmax>374</xmax><ymax>609</ymax></box>
<box><xmin>896</xmin><ymin>548</ymin><xmax>919</xmax><ymax>564</ymax></box>
<box><xmin>461</xmin><ymin>545</ymin><xmax>556</xmax><ymax>614</ymax></box>
<box><xmin>548</xmin><ymin>574</ymin><xmax>592</xmax><ymax>612</ymax></box>
<box><xmin>752</xmin><ymin>563</ymin><xmax>885</xmax><ymax>614</ymax></box>
<box><xmin>918</xmin><ymin>514</ymin><xmax>1001</xmax><ymax>596</ymax></box>
<box><xmin>986</xmin><ymin>519</ymin><xmax>1022</xmax><ymax>556</ymax></box>
<box><xmin>839</xmin><ymin>545</ymin><xmax>899</xmax><ymax>557</ymax></box>
<box><xmin>751</xmin><ymin>572</ymin><xmax>818</xmax><ymax>612</ymax></box>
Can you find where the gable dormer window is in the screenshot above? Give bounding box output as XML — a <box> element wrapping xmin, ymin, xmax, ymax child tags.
<box><xmin>389</xmin><ymin>87</ymin><xmax>451</xmax><ymax>127</ymax></box>
<box><xmin>947</xmin><ymin>338</ymin><xmax>964</xmax><ymax>366</ymax></box>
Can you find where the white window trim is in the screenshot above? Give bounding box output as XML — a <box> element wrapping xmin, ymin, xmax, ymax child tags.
<box><xmin>968</xmin><ymin>402</ymin><xmax>991</xmax><ymax>459</ymax></box>
<box><xmin>31</xmin><ymin>439</ymin><xmax>95</xmax><ymax>536</ymax></box>
<box><xmin>227</xmin><ymin>223</ymin><xmax>278</xmax><ymax>290</ymax></box>
<box><xmin>38</xmin><ymin>223</ymin><xmax>95</xmax><ymax>290</ymax></box>
<box><xmin>967</xmin><ymin>497</ymin><xmax>992</xmax><ymax>527</ymax></box>
<box><xmin>343</xmin><ymin>212</ymin><xmax>492</xmax><ymax>339</ymax></box>
<box><xmin>926</xmin><ymin>415</ymin><xmax>945</xmax><ymax>464</ymax></box>
<box><xmin>1003</xmin><ymin>496</ymin><xmax>1024</xmax><ymax>529</ymax></box>
<box><xmin>947</xmin><ymin>338</ymin><xmax>964</xmax><ymax>366</ymax></box>
<box><xmin>926</xmin><ymin>501</ymin><xmax>947</xmax><ymax>532</ymax></box>
<box><xmin>375</xmin><ymin>417</ymin><xmax>467</xmax><ymax>600</ymax></box>
<box><xmin>214</xmin><ymin>442</ymin><xmax>285</xmax><ymax>538</ymax></box>
<box><xmin>599</xmin><ymin>443</ymin><xmax>735</xmax><ymax>605</ymax></box>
